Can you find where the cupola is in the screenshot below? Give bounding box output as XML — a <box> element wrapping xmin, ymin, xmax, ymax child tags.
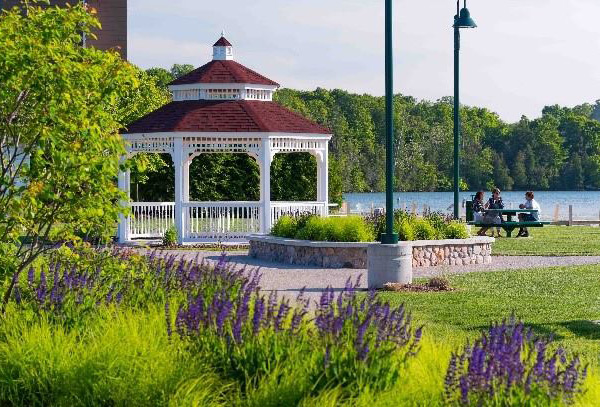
<box><xmin>213</xmin><ymin>33</ymin><xmax>233</xmax><ymax>60</ymax></box>
<box><xmin>168</xmin><ymin>34</ymin><xmax>280</xmax><ymax>102</ymax></box>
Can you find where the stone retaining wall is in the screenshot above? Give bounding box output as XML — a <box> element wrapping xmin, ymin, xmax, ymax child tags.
<box><xmin>248</xmin><ymin>236</ymin><xmax>494</xmax><ymax>269</ymax></box>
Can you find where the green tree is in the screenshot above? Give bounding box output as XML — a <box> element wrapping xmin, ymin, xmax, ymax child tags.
<box><xmin>170</xmin><ymin>63</ymin><xmax>195</xmax><ymax>79</ymax></box>
<box><xmin>145</xmin><ymin>67</ymin><xmax>174</xmax><ymax>89</ymax></box>
<box><xmin>492</xmin><ymin>153</ymin><xmax>514</xmax><ymax>191</ymax></box>
<box><xmin>0</xmin><ymin>3</ymin><xmax>141</xmax><ymax>306</ymax></box>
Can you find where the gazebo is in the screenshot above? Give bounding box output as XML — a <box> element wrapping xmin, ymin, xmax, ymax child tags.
<box><xmin>118</xmin><ymin>35</ymin><xmax>332</xmax><ymax>244</ymax></box>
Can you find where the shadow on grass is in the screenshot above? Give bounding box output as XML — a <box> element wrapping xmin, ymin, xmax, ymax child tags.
<box><xmin>470</xmin><ymin>320</ymin><xmax>600</xmax><ymax>342</ymax></box>
<box><xmin>559</xmin><ymin>320</ymin><xmax>600</xmax><ymax>340</ymax></box>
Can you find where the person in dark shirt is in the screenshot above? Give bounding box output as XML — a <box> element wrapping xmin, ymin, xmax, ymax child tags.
<box><xmin>477</xmin><ymin>188</ymin><xmax>504</xmax><ymax>237</ymax></box>
<box><xmin>472</xmin><ymin>191</ymin><xmax>485</xmax><ymax>222</ymax></box>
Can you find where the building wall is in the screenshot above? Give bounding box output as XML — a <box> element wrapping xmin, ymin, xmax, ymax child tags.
<box><xmin>0</xmin><ymin>0</ymin><xmax>127</xmax><ymax>59</ymax></box>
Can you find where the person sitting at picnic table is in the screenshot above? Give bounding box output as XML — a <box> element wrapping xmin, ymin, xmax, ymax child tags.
<box><xmin>477</xmin><ymin>188</ymin><xmax>504</xmax><ymax>237</ymax></box>
<box><xmin>516</xmin><ymin>191</ymin><xmax>541</xmax><ymax>238</ymax></box>
<box><xmin>472</xmin><ymin>191</ymin><xmax>485</xmax><ymax>222</ymax></box>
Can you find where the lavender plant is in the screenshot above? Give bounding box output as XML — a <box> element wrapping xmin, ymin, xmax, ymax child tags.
<box><xmin>311</xmin><ymin>277</ymin><xmax>423</xmax><ymax>393</ymax></box>
<box><xmin>171</xmin><ymin>271</ymin><xmax>308</xmax><ymax>385</ymax></box>
<box><xmin>444</xmin><ymin>317</ymin><xmax>588</xmax><ymax>406</ymax></box>
<box><xmin>12</xmin><ymin>246</ymin><xmax>252</xmax><ymax>327</ymax></box>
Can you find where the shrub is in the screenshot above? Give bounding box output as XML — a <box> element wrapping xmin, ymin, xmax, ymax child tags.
<box><xmin>272</xmin><ymin>215</ymin><xmax>375</xmax><ymax>242</ymax></box>
<box><xmin>413</xmin><ymin>219</ymin><xmax>437</xmax><ymax>241</ymax></box>
<box><xmin>163</xmin><ymin>226</ymin><xmax>178</xmax><ymax>247</ymax></box>
<box><xmin>337</xmin><ymin>216</ymin><xmax>375</xmax><ymax>242</ymax></box>
<box><xmin>270</xmin><ymin>215</ymin><xmax>297</xmax><ymax>238</ymax></box>
<box><xmin>445</xmin><ymin>222</ymin><xmax>469</xmax><ymax>239</ymax></box>
<box><xmin>396</xmin><ymin>219</ymin><xmax>415</xmax><ymax>241</ymax></box>
<box><xmin>444</xmin><ymin>317</ymin><xmax>588</xmax><ymax>406</ymax></box>
<box><xmin>424</xmin><ymin>212</ymin><xmax>451</xmax><ymax>239</ymax></box>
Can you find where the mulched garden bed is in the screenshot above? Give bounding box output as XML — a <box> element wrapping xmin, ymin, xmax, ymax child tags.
<box><xmin>383</xmin><ymin>277</ymin><xmax>455</xmax><ymax>292</ymax></box>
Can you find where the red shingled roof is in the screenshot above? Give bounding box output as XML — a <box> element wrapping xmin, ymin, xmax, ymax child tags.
<box><xmin>170</xmin><ymin>60</ymin><xmax>279</xmax><ymax>87</ymax></box>
<box><xmin>124</xmin><ymin>100</ymin><xmax>331</xmax><ymax>134</ymax></box>
<box><xmin>213</xmin><ymin>36</ymin><xmax>232</xmax><ymax>46</ymax></box>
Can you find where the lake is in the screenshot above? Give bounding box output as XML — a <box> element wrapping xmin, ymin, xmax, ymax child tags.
<box><xmin>343</xmin><ymin>191</ymin><xmax>600</xmax><ymax>221</ymax></box>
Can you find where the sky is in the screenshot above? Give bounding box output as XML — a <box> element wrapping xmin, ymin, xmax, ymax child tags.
<box><xmin>128</xmin><ymin>0</ymin><xmax>600</xmax><ymax>123</ymax></box>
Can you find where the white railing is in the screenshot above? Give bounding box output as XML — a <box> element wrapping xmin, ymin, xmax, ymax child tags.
<box><xmin>129</xmin><ymin>202</ymin><xmax>175</xmax><ymax>238</ymax></box>
<box><xmin>184</xmin><ymin>201</ymin><xmax>260</xmax><ymax>241</ymax></box>
<box><xmin>270</xmin><ymin>201</ymin><xmax>328</xmax><ymax>226</ymax></box>
<box><xmin>126</xmin><ymin>201</ymin><xmax>328</xmax><ymax>241</ymax></box>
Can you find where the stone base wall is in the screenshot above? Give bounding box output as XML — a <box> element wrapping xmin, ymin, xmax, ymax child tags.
<box><xmin>412</xmin><ymin>243</ymin><xmax>492</xmax><ymax>267</ymax></box>
<box><xmin>248</xmin><ymin>236</ymin><xmax>494</xmax><ymax>269</ymax></box>
<box><xmin>249</xmin><ymin>239</ymin><xmax>368</xmax><ymax>268</ymax></box>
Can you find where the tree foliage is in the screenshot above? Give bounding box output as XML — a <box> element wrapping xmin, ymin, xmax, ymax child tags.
<box><xmin>0</xmin><ymin>3</ymin><xmax>142</xmax><ymax>304</ymax></box>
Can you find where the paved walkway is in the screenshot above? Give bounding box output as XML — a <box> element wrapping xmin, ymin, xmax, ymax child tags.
<box><xmin>143</xmin><ymin>248</ymin><xmax>600</xmax><ymax>302</ymax></box>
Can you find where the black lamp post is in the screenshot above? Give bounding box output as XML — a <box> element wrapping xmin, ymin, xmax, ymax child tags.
<box><xmin>453</xmin><ymin>0</ymin><xmax>477</xmax><ymax>219</ymax></box>
<box><xmin>381</xmin><ymin>0</ymin><xmax>399</xmax><ymax>244</ymax></box>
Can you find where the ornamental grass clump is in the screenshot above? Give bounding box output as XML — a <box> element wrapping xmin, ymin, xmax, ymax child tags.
<box><xmin>444</xmin><ymin>317</ymin><xmax>588</xmax><ymax>407</ymax></box>
<box><xmin>311</xmin><ymin>278</ymin><xmax>423</xmax><ymax>394</ymax></box>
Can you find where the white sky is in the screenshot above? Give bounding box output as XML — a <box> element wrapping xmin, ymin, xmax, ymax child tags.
<box><xmin>128</xmin><ymin>0</ymin><xmax>600</xmax><ymax>123</ymax></box>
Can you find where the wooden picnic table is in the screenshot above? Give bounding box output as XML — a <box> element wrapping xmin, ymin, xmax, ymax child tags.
<box><xmin>471</xmin><ymin>209</ymin><xmax>548</xmax><ymax>237</ymax></box>
<box><xmin>484</xmin><ymin>209</ymin><xmax>538</xmax><ymax>222</ymax></box>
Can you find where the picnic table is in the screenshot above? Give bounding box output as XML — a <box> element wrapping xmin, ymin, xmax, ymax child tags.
<box><xmin>468</xmin><ymin>209</ymin><xmax>550</xmax><ymax>237</ymax></box>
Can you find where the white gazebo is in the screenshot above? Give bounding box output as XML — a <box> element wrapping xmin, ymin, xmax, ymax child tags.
<box><xmin>118</xmin><ymin>35</ymin><xmax>332</xmax><ymax>244</ymax></box>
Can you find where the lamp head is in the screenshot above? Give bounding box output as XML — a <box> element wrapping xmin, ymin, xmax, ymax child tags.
<box><xmin>454</xmin><ymin>4</ymin><xmax>477</xmax><ymax>28</ymax></box>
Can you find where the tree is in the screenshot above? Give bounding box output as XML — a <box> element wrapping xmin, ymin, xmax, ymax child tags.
<box><xmin>492</xmin><ymin>153</ymin><xmax>514</xmax><ymax>191</ymax></box>
<box><xmin>0</xmin><ymin>3</ymin><xmax>141</xmax><ymax>307</ymax></box>
<box><xmin>170</xmin><ymin>64</ymin><xmax>195</xmax><ymax>79</ymax></box>
<box><xmin>145</xmin><ymin>67</ymin><xmax>174</xmax><ymax>88</ymax></box>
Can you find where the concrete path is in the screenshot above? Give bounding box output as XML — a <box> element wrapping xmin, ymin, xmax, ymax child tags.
<box><xmin>142</xmin><ymin>248</ymin><xmax>600</xmax><ymax>303</ymax></box>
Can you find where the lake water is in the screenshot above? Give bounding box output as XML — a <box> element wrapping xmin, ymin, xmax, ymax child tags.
<box><xmin>343</xmin><ymin>191</ymin><xmax>600</xmax><ymax>221</ymax></box>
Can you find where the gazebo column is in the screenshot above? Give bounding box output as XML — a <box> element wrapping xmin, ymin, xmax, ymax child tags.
<box><xmin>316</xmin><ymin>146</ymin><xmax>329</xmax><ymax>216</ymax></box>
<box><xmin>172</xmin><ymin>139</ymin><xmax>186</xmax><ymax>244</ymax></box>
<box><xmin>183</xmin><ymin>157</ymin><xmax>191</xmax><ymax>202</ymax></box>
<box><xmin>117</xmin><ymin>166</ymin><xmax>131</xmax><ymax>243</ymax></box>
<box><xmin>259</xmin><ymin>139</ymin><xmax>272</xmax><ymax>234</ymax></box>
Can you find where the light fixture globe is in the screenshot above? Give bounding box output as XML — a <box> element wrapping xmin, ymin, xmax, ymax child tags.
<box><xmin>454</xmin><ymin>6</ymin><xmax>477</xmax><ymax>28</ymax></box>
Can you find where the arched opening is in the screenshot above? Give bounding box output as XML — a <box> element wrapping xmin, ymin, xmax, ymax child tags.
<box><xmin>271</xmin><ymin>152</ymin><xmax>317</xmax><ymax>201</ymax></box>
<box><xmin>188</xmin><ymin>153</ymin><xmax>259</xmax><ymax>201</ymax></box>
<box><xmin>130</xmin><ymin>153</ymin><xmax>174</xmax><ymax>202</ymax></box>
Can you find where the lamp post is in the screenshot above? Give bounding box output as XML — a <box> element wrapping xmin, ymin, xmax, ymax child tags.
<box><xmin>453</xmin><ymin>0</ymin><xmax>477</xmax><ymax>220</ymax></box>
<box><xmin>381</xmin><ymin>0</ymin><xmax>399</xmax><ymax>244</ymax></box>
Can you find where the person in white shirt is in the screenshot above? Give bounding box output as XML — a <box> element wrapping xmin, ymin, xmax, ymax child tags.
<box><xmin>517</xmin><ymin>191</ymin><xmax>541</xmax><ymax>237</ymax></box>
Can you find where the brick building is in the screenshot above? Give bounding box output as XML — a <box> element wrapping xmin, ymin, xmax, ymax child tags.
<box><xmin>0</xmin><ymin>0</ymin><xmax>127</xmax><ymax>59</ymax></box>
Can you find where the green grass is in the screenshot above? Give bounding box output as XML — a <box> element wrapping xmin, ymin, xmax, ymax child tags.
<box><xmin>378</xmin><ymin>265</ymin><xmax>600</xmax><ymax>406</ymax></box>
<box><xmin>486</xmin><ymin>225</ymin><xmax>600</xmax><ymax>256</ymax></box>
<box><xmin>381</xmin><ymin>265</ymin><xmax>600</xmax><ymax>363</ymax></box>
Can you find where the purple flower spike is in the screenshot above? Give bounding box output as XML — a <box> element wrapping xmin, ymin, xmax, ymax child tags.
<box><xmin>165</xmin><ymin>301</ymin><xmax>172</xmax><ymax>337</ymax></box>
<box><xmin>27</xmin><ymin>267</ymin><xmax>35</xmax><ymax>287</ymax></box>
<box><xmin>444</xmin><ymin>317</ymin><xmax>588</xmax><ymax>406</ymax></box>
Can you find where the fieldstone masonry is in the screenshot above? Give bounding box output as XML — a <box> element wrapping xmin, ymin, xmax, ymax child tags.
<box><xmin>249</xmin><ymin>236</ymin><xmax>494</xmax><ymax>269</ymax></box>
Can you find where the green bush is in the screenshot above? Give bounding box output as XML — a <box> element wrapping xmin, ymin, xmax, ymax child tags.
<box><xmin>271</xmin><ymin>215</ymin><xmax>375</xmax><ymax>242</ymax></box>
<box><xmin>396</xmin><ymin>219</ymin><xmax>416</xmax><ymax>241</ymax></box>
<box><xmin>163</xmin><ymin>226</ymin><xmax>178</xmax><ymax>247</ymax></box>
<box><xmin>294</xmin><ymin>216</ymin><xmax>329</xmax><ymax>241</ymax></box>
<box><xmin>413</xmin><ymin>219</ymin><xmax>437</xmax><ymax>241</ymax></box>
<box><xmin>270</xmin><ymin>215</ymin><xmax>298</xmax><ymax>238</ymax></box>
<box><xmin>444</xmin><ymin>221</ymin><xmax>469</xmax><ymax>239</ymax></box>
<box><xmin>366</xmin><ymin>210</ymin><xmax>469</xmax><ymax>241</ymax></box>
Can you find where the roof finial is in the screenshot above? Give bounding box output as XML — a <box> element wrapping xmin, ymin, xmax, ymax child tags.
<box><xmin>221</xmin><ymin>29</ymin><xmax>225</xmax><ymax>38</ymax></box>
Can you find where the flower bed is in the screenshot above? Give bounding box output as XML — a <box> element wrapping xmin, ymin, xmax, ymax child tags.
<box><xmin>248</xmin><ymin>235</ymin><xmax>494</xmax><ymax>269</ymax></box>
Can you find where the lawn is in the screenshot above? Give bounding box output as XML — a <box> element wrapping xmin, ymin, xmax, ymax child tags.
<box><xmin>3</xmin><ymin>248</ymin><xmax>599</xmax><ymax>406</ymax></box>
<box><xmin>382</xmin><ymin>265</ymin><xmax>600</xmax><ymax>362</ymax></box>
<box><xmin>485</xmin><ymin>225</ymin><xmax>600</xmax><ymax>256</ymax></box>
